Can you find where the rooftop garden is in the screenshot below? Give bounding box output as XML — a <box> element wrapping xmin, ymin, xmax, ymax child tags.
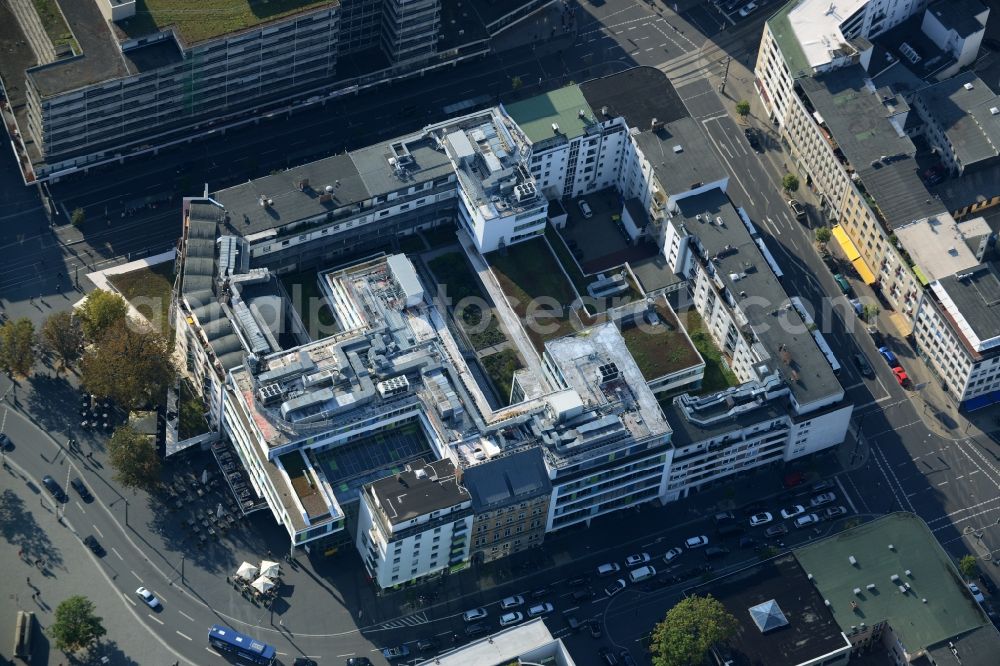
<box><xmin>115</xmin><ymin>0</ymin><xmax>334</xmax><ymax>45</ymax></box>
<box><xmin>106</xmin><ymin>261</ymin><xmax>175</xmax><ymax>338</ymax></box>
<box><xmin>480</xmin><ymin>349</ymin><xmax>522</xmax><ymax>406</ymax></box>
<box><xmin>679</xmin><ymin>309</ymin><xmax>739</xmax><ymax>393</ymax></box>
<box><xmin>621</xmin><ymin>301</ymin><xmax>702</xmax><ymax>381</ymax></box>
<box><xmin>33</xmin><ymin>0</ymin><xmax>79</xmax><ymax>54</ymax></box>
<box><xmin>427</xmin><ymin>252</ymin><xmax>505</xmax><ymax>351</ymax></box>
<box><xmin>177</xmin><ymin>380</ymin><xmax>210</xmax><ymax>440</ymax></box>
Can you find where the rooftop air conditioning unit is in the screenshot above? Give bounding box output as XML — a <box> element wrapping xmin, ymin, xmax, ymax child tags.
<box><xmin>552</xmin><ymin>123</ymin><xmax>560</xmax><ymax>134</ymax></box>
<box><xmin>991</xmin><ymin>107</ymin><xmax>1000</xmax><ymax>115</ymax></box>
<box><xmin>964</xmin><ymin>82</ymin><xmax>975</xmax><ymax>91</ymax></box>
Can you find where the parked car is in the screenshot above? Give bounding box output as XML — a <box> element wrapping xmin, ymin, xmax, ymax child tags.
<box><xmin>83</xmin><ymin>535</ymin><xmax>105</xmax><ymax>556</ymax></box>
<box><xmin>878</xmin><ymin>346</ymin><xmax>900</xmax><ymax>368</ymax></box>
<box><xmin>501</xmin><ymin>595</ymin><xmax>524</xmax><ymax>610</ymax></box>
<box><xmin>705</xmin><ymin>546</ymin><xmax>731</xmax><ymax>560</ymax></box>
<box><xmin>345</xmin><ymin>659</ymin><xmax>374</xmax><ymax>666</ymax></box>
<box><xmin>794</xmin><ymin>513</ymin><xmax>821</xmax><ymax>529</ymax></box>
<box><xmin>628</xmin><ymin>566</ymin><xmax>656</xmax><ymax>583</ymax></box>
<box><xmin>744</xmin><ymin>127</ymin><xmax>763</xmax><ymax>152</ymax></box>
<box><xmin>70</xmin><ymin>477</ymin><xmax>93</xmax><ymax>502</ymax></box>
<box><xmin>578</xmin><ymin>199</ymin><xmax>594</xmax><ymax>219</ymax></box>
<box><xmin>41</xmin><ymin>475</ymin><xmax>67</xmax><ymax>503</ymax></box>
<box><xmin>739</xmin><ymin>535</ymin><xmax>757</xmax><ymax>550</ymax></box>
<box><xmin>565</xmin><ymin>613</ymin><xmax>582</xmax><ymax>632</ymax></box>
<box><xmin>599</xmin><ymin>647</ymin><xmax>620</xmax><ymax>666</ymax></box>
<box><xmin>604</xmin><ymin>579</ymin><xmax>626</xmax><ymax>598</ymax></box>
<box><xmin>527</xmin><ymin>603</ymin><xmax>554</xmax><ymax>618</ymax></box>
<box><xmin>381</xmin><ymin>646</ymin><xmax>410</xmax><ymax>661</ymax></box>
<box><xmin>685</xmin><ymin>535</ymin><xmax>709</xmax><ymax>549</ymax></box>
<box><xmin>626</xmin><ymin>553</ymin><xmax>651</xmax><ymax>567</ymax></box>
<box><xmin>589</xmin><ymin>618</ymin><xmax>603</xmax><ymax>638</ymax></box>
<box><xmin>783</xmin><ymin>470</ymin><xmax>805</xmax><ymax>488</ymax></box>
<box><xmin>810</xmin><ymin>492</ymin><xmax>837</xmax><ymax>508</ymax></box>
<box><xmin>893</xmin><ymin>366</ymin><xmax>909</xmax><ymax>386</ymax></box>
<box><xmin>780</xmin><ymin>505</ymin><xmax>806</xmax><ymax>520</ymax></box>
<box><xmin>738</xmin><ymin>1</ymin><xmax>758</xmax><ymax>17</ymax></box>
<box><xmin>293</xmin><ymin>658</ymin><xmax>317</xmax><ymax>666</ymax></box>
<box><xmin>824</xmin><ymin>506</ymin><xmax>848</xmax><ymax>519</ymax></box>
<box><xmin>922</xmin><ymin>165</ymin><xmax>946</xmax><ymax>186</ymax></box>
<box><xmin>572</xmin><ymin>588</ymin><xmax>595</xmax><ymax>603</ymax></box>
<box><xmin>750</xmin><ymin>511</ymin><xmax>773</xmax><ymax>527</ymax></box>
<box><xmin>765</xmin><ymin>524</ymin><xmax>788</xmax><ymax>538</ymax></box>
<box><xmin>788</xmin><ymin>199</ymin><xmax>806</xmax><ymax>219</ymax></box>
<box><xmin>620</xmin><ymin>650</ymin><xmax>637</xmax><ymax>666</ymax></box>
<box><xmin>867</xmin><ymin>325</ymin><xmax>884</xmax><ymax>345</ymax></box>
<box><xmin>597</xmin><ymin>562</ymin><xmax>621</xmax><ymax>576</ymax></box>
<box><xmin>465</xmin><ymin>623</ymin><xmax>489</xmax><ymax>637</ymax></box>
<box><xmin>416</xmin><ymin>638</ymin><xmax>439</xmax><ymax>653</ymax></box>
<box><xmin>853</xmin><ymin>353</ymin><xmax>875</xmax><ymax>379</ymax></box>
<box><xmin>811</xmin><ymin>479</ymin><xmax>836</xmax><ymax>492</ymax></box>
<box><xmin>969</xmin><ymin>582</ymin><xmax>985</xmax><ymax>604</ymax></box>
<box><xmin>833</xmin><ymin>273</ymin><xmax>851</xmax><ymax>294</ymax></box>
<box><xmin>135</xmin><ymin>587</ymin><xmax>160</xmax><ymax>609</ymax></box>
<box><xmin>764</xmin><ymin>523</ymin><xmax>788</xmax><ymax>538</ymax></box>
<box><xmin>463</xmin><ymin>608</ymin><xmax>487</xmax><ymax>622</ymax></box>
<box><xmin>500</xmin><ymin>611</ymin><xmax>524</xmax><ymax>627</ymax></box>
<box><xmin>714</xmin><ymin>511</ymin><xmax>736</xmax><ymax>525</ymax></box>
<box><xmin>663</xmin><ymin>547</ymin><xmax>683</xmax><ymax>562</ymax></box>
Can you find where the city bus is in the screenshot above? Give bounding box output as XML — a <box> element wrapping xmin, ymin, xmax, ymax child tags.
<box><xmin>13</xmin><ymin>610</ymin><xmax>33</xmax><ymax>662</ymax></box>
<box><xmin>207</xmin><ymin>624</ymin><xmax>276</xmax><ymax>665</ymax></box>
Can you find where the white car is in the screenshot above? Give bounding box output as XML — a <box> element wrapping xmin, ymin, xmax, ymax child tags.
<box><xmin>626</xmin><ymin>553</ymin><xmax>651</xmax><ymax>567</ymax></box>
<box><xmin>527</xmin><ymin>602</ymin><xmax>554</xmax><ymax>618</ymax></box>
<box><xmin>810</xmin><ymin>492</ymin><xmax>837</xmax><ymax>508</ymax></box>
<box><xmin>597</xmin><ymin>562</ymin><xmax>621</xmax><ymax>576</ymax></box>
<box><xmin>463</xmin><ymin>608</ymin><xmax>488</xmax><ymax>622</ymax></box>
<box><xmin>969</xmin><ymin>583</ymin><xmax>985</xmax><ymax>604</ymax></box>
<box><xmin>685</xmin><ymin>535</ymin><xmax>709</xmax><ymax>549</ymax></box>
<box><xmin>739</xmin><ymin>2</ymin><xmax>758</xmax><ymax>17</ymax></box>
<box><xmin>780</xmin><ymin>505</ymin><xmax>806</xmax><ymax>520</ymax></box>
<box><xmin>604</xmin><ymin>579</ymin><xmax>626</xmax><ymax>597</ymax></box>
<box><xmin>500</xmin><ymin>595</ymin><xmax>524</xmax><ymax>610</ymax></box>
<box><xmin>500</xmin><ymin>611</ymin><xmax>524</xmax><ymax>626</ymax></box>
<box><xmin>136</xmin><ymin>587</ymin><xmax>160</xmax><ymax>609</ymax></box>
<box><xmin>663</xmin><ymin>547</ymin><xmax>682</xmax><ymax>562</ymax></box>
<box><xmin>749</xmin><ymin>512</ymin><xmax>773</xmax><ymax>527</ymax></box>
<box><xmin>824</xmin><ymin>506</ymin><xmax>848</xmax><ymax>519</ymax></box>
<box><xmin>794</xmin><ymin>513</ymin><xmax>821</xmax><ymax>529</ymax></box>
<box><xmin>578</xmin><ymin>199</ymin><xmax>594</xmax><ymax>218</ymax></box>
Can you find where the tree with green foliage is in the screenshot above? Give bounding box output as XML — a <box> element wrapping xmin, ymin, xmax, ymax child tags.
<box><xmin>41</xmin><ymin>311</ymin><xmax>83</xmax><ymax>369</ymax></box>
<box><xmin>650</xmin><ymin>595</ymin><xmax>739</xmax><ymax>666</ymax></box>
<box><xmin>511</xmin><ymin>75</ymin><xmax>523</xmax><ymax>91</ymax></box>
<box><xmin>814</xmin><ymin>226</ymin><xmax>832</xmax><ymax>244</ymax></box>
<box><xmin>959</xmin><ymin>554</ymin><xmax>979</xmax><ymax>580</ymax></box>
<box><xmin>77</xmin><ymin>289</ymin><xmax>128</xmax><ymax>341</ymax></box>
<box><xmin>81</xmin><ymin>320</ymin><xmax>175</xmax><ymax>410</ymax></box>
<box><xmin>71</xmin><ymin>207</ymin><xmax>86</xmax><ymax>228</ymax></box>
<box><xmin>0</xmin><ymin>318</ymin><xmax>35</xmax><ymax>376</ymax></box>
<box><xmin>49</xmin><ymin>595</ymin><xmax>106</xmax><ymax>653</ymax></box>
<box><xmin>862</xmin><ymin>303</ymin><xmax>880</xmax><ymax>324</ymax></box>
<box><xmin>107</xmin><ymin>425</ymin><xmax>161</xmax><ymax>491</ymax></box>
<box><xmin>735</xmin><ymin>99</ymin><xmax>751</xmax><ymax>120</ymax></box>
<box><xmin>782</xmin><ymin>173</ymin><xmax>800</xmax><ymax>193</ymax></box>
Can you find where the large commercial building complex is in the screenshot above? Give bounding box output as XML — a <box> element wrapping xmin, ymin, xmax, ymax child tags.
<box><xmin>171</xmin><ymin>70</ymin><xmax>853</xmax><ymax>587</ymax></box>
<box><xmin>753</xmin><ymin>0</ymin><xmax>999</xmax><ymax>408</ymax></box>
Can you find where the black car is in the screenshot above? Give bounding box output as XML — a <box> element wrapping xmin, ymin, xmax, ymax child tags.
<box><xmin>599</xmin><ymin>646</ymin><xmax>620</xmax><ymax>666</ymax></box>
<box><xmin>565</xmin><ymin>613</ymin><xmax>582</xmax><ymax>632</ymax></box>
<box><xmin>83</xmin><ymin>535</ymin><xmax>105</xmax><ymax>557</ymax></box>
<box><xmin>713</xmin><ymin>510</ymin><xmax>735</xmax><ymax>525</ymax></box>
<box><xmin>705</xmin><ymin>546</ymin><xmax>731</xmax><ymax>560</ymax></box>
<box><xmin>345</xmin><ymin>659</ymin><xmax>373</xmax><ymax>666</ymax></box>
<box><xmin>853</xmin><ymin>353</ymin><xmax>875</xmax><ymax>379</ymax></box>
<box><xmin>744</xmin><ymin>128</ymin><xmax>763</xmax><ymax>152</ymax></box>
<box><xmin>293</xmin><ymin>658</ymin><xmax>317</xmax><ymax>666</ymax></box>
<box><xmin>42</xmin><ymin>475</ymin><xmax>67</xmax><ymax>503</ymax></box>
<box><xmin>416</xmin><ymin>637</ymin><xmax>439</xmax><ymax>652</ymax></box>
<box><xmin>0</xmin><ymin>432</ymin><xmax>10</xmax><ymax>451</ymax></box>
<box><xmin>589</xmin><ymin>619</ymin><xmax>603</xmax><ymax>638</ymax></box>
<box><xmin>70</xmin><ymin>477</ymin><xmax>93</xmax><ymax>502</ymax></box>
<box><xmin>465</xmin><ymin>622</ymin><xmax>489</xmax><ymax>637</ymax></box>
<box><xmin>571</xmin><ymin>588</ymin><xmax>594</xmax><ymax>603</ymax></box>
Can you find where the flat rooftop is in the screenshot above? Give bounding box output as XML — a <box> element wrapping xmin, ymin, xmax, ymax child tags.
<box><xmin>795</xmin><ymin>513</ymin><xmax>990</xmax><ymax>655</ymax></box>
<box><xmin>619</xmin><ymin>297</ymin><xmax>703</xmax><ymax>382</ymax></box>
<box><xmin>462</xmin><ymin>448</ymin><xmax>551</xmax><ymax>511</ymax></box>
<box><xmin>801</xmin><ymin>66</ymin><xmax>945</xmax><ymax>227</ymax></box>
<box><xmin>691</xmin><ymin>553</ymin><xmax>850</xmax><ymax>666</ymax></box>
<box><xmin>580</xmin><ymin>67</ymin><xmax>689</xmax><ymax>129</ymax></box>
<box><xmin>914</xmin><ymin>72</ymin><xmax>1000</xmax><ymax>169</ymax></box>
<box><xmin>113</xmin><ymin>0</ymin><xmax>339</xmax><ymax>47</ymax></box>
<box><xmin>931</xmin><ymin>263</ymin><xmax>1000</xmax><ymax>354</ymax></box>
<box><xmin>925</xmin><ymin>625</ymin><xmax>1000</xmax><ymax>666</ymax></box>
<box><xmin>770</xmin><ymin>0</ymin><xmax>865</xmax><ymax>77</ymax></box>
<box><xmin>665</xmin><ymin>391</ymin><xmax>789</xmax><ymax>448</ymax></box>
<box><xmin>367</xmin><ymin>458</ymin><xmax>469</xmax><ymax>525</ymax></box>
<box><xmin>503</xmin><ymin>85</ymin><xmax>597</xmax><ymax>144</ymax></box>
<box><xmin>894</xmin><ymin>213</ymin><xmax>988</xmax><ymax>284</ymax></box>
<box><xmin>426</xmin><ymin>618</ymin><xmax>574</xmax><ymax>665</ymax></box>
<box><xmin>633</xmin><ymin>117</ymin><xmax>729</xmax><ymax>198</ymax></box>
<box><xmin>675</xmin><ymin>189</ymin><xmax>843</xmax><ymax>407</ymax></box>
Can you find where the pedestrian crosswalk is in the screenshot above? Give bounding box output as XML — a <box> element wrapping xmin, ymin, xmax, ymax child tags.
<box><xmin>378</xmin><ymin>612</ymin><xmax>429</xmax><ymax>630</ymax></box>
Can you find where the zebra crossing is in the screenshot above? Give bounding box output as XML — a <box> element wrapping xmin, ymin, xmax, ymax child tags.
<box><xmin>377</xmin><ymin>612</ymin><xmax>430</xmax><ymax>630</ymax></box>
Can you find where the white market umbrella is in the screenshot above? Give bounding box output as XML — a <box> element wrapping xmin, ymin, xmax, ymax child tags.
<box><xmin>259</xmin><ymin>560</ymin><xmax>280</xmax><ymax>579</ymax></box>
<box><xmin>201</xmin><ymin>469</ymin><xmax>209</xmax><ymax>484</ymax></box>
<box><xmin>216</xmin><ymin>503</ymin><xmax>225</xmax><ymax>519</ymax></box>
<box><xmin>236</xmin><ymin>562</ymin><xmax>258</xmax><ymax>581</ymax></box>
<box><xmin>251</xmin><ymin>575</ymin><xmax>275</xmax><ymax>594</ymax></box>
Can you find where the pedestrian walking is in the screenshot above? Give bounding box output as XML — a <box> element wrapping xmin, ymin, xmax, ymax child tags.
<box><xmin>26</xmin><ymin>576</ymin><xmax>30</xmax><ymax>585</ymax></box>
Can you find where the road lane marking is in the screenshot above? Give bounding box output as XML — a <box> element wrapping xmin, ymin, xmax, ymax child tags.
<box><xmin>337</xmin><ymin>654</ymin><xmax>356</xmax><ymax>658</ymax></box>
<box><xmin>835</xmin><ymin>476</ymin><xmax>858</xmax><ymax>515</ymax></box>
<box><xmin>93</xmin><ymin>524</ymin><xmax>104</xmax><ymax>538</ymax></box>
<box><xmin>277</xmin><ymin>652</ymin><xmax>288</xmax><ymax>656</ymax></box>
<box><xmin>176</xmin><ymin>631</ymin><xmax>192</xmax><ymax>641</ymax></box>
<box><xmin>76</xmin><ymin>501</ymin><xmax>85</xmax><ymax>513</ymax></box>
<box><xmin>124</xmin><ymin>594</ymin><xmax>137</xmax><ymax>607</ymax></box>
<box><xmin>937</xmin><ymin>481</ymin><xmax>949</xmax><ymax>487</ymax></box>
<box><xmin>206</xmin><ymin>647</ymin><xmax>222</xmax><ymax>657</ymax></box>
<box><xmin>148</xmin><ymin>614</ymin><xmax>164</xmax><ymax>625</ymax></box>
<box><xmin>130</xmin><ymin>570</ymin><xmax>142</xmax><ymax>582</ymax></box>
<box><xmin>178</xmin><ymin>610</ymin><xmax>195</xmax><ymax>622</ymax></box>
<box><xmin>111</xmin><ymin>547</ymin><xmax>123</xmax><ymax>560</ymax></box>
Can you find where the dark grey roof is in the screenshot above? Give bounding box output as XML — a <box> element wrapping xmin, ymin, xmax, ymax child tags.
<box><xmin>915</xmin><ymin>72</ymin><xmax>1000</xmax><ymax>170</ymax></box>
<box><xmin>633</xmin><ymin>118</ymin><xmax>728</xmax><ymax>198</ymax></box>
<box><xmin>690</xmin><ymin>554</ymin><xmax>849</xmax><ymax>666</ymax></box>
<box><xmin>351</xmin><ymin>135</ymin><xmax>453</xmax><ymax>197</ymax></box>
<box><xmin>935</xmin><ymin>263</ymin><xmax>1000</xmax><ymax>349</ymax></box>
<box><xmin>926</xmin><ymin>626</ymin><xmax>1000</xmax><ymax>666</ymax></box>
<box><xmin>870</xmin><ymin>61</ymin><xmax>924</xmax><ymax>96</ymax></box>
<box><xmin>580</xmin><ymin>67</ymin><xmax>688</xmax><ymax>130</ymax></box>
<box><xmin>674</xmin><ymin>189</ymin><xmax>842</xmax><ymax>407</ymax></box>
<box><xmin>927</xmin><ymin>0</ymin><xmax>987</xmax><ymax>39</ymax></box>
<box><xmin>368</xmin><ymin>458</ymin><xmax>470</xmax><ymax>524</ymax></box>
<box><xmin>875</xmin><ymin>16</ymin><xmax>957</xmax><ymax>82</ymax></box>
<box><xmin>664</xmin><ymin>398</ymin><xmax>788</xmax><ymax>448</ymax></box>
<box><xmin>932</xmin><ymin>161</ymin><xmax>1000</xmax><ymax>211</ymax></box>
<box><xmin>462</xmin><ymin>448</ymin><xmax>551</xmax><ymax>510</ymax></box>
<box><xmin>801</xmin><ymin>66</ymin><xmax>945</xmax><ymax>227</ymax></box>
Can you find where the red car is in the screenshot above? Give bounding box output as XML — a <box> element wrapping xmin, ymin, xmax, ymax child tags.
<box><xmin>893</xmin><ymin>367</ymin><xmax>909</xmax><ymax>386</ymax></box>
<box><xmin>783</xmin><ymin>471</ymin><xmax>804</xmax><ymax>488</ymax></box>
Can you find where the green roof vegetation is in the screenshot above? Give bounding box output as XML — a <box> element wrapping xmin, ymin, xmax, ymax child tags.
<box><xmin>504</xmin><ymin>85</ymin><xmax>596</xmax><ymax>144</ymax></box>
<box><xmin>767</xmin><ymin>1</ymin><xmax>811</xmax><ymax>80</ymax></box>
<box><xmin>679</xmin><ymin>309</ymin><xmax>738</xmax><ymax>393</ymax></box>
<box><xmin>116</xmin><ymin>0</ymin><xmax>337</xmax><ymax>45</ymax></box>
<box><xmin>106</xmin><ymin>261</ymin><xmax>175</xmax><ymax>338</ymax></box>
<box><xmin>621</xmin><ymin>301</ymin><xmax>703</xmax><ymax>381</ymax></box>
<box><xmin>33</xmin><ymin>0</ymin><xmax>79</xmax><ymax>54</ymax></box>
<box><xmin>795</xmin><ymin>513</ymin><xmax>988</xmax><ymax>654</ymax></box>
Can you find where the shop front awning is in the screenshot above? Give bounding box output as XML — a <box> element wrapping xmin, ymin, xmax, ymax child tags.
<box><xmin>831</xmin><ymin>225</ymin><xmax>860</xmax><ymax>261</ymax></box>
<box><xmin>852</xmin><ymin>258</ymin><xmax>876</xmax><ymax>285</ymax></box>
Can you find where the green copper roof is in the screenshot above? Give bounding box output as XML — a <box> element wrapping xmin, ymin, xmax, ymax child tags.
<box><xmin>504</xmin><ymin>85</ymin><xmax>596</xmax><ymax>144</ymax></box>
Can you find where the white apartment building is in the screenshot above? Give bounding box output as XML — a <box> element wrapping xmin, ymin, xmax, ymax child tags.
<box><xmin>356</xmin><ymin>458</ymin><xmax>473</xmax><ymax>588</ymax></box>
